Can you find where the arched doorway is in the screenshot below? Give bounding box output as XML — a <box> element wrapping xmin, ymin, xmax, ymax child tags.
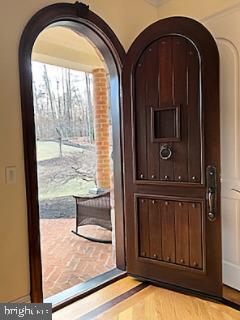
<box><xmin>19</xmin><ymin>2</ymin><xmax>125</xmax><ymax>304</ymax></box>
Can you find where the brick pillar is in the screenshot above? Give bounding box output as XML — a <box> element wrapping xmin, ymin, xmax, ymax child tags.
<box><xmin>93</xmin><ymin>68</ymin><xmax>110</xmax><ymax>190</ymax></box>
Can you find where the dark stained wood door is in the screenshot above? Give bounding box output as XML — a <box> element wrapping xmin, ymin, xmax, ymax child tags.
<box><xmin>123</xmin><ymin>17</ymin><xmax>222</xmax><ymax>297</ymax></box>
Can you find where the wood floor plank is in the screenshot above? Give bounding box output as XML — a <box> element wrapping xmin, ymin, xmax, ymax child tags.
<box><xmin>52</xmin><ymin>277</ymin><xmax>141</xmax><ymax>320</ymax></box>
<box><xmin>95</xmin><ymin>285</ymin><xmax>240</xmax><ymax>320</ymax></box>
<box><xmin>53</xmin><ymin>277</ymin><xmax>240</xmax><ymax>320</ymax></box>
<box><xmin>78</xmin><ymin>283</ymin><xmax>148</xmax><ymax>320</ymax></box>
<box><xmin>223</xmin><ymin>285</ymin><xmax>240</xmax><ymax>305</ymax></box>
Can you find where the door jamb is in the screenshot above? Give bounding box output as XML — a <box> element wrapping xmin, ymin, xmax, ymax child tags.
<box><xmin>19</xmin><ymin>2</ymin><xmax>126</xmax><ymax>303</ymax></box>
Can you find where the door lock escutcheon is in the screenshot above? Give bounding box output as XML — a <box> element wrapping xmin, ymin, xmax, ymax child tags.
<box><xmin>206</xmin><ymin>165</ymin><xmax>217</xmax><ymax>221</ymax></box>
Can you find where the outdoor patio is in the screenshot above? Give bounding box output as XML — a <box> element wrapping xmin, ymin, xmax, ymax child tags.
<box><xmin>40</xmin><ymin>219</ymin><xmax>115</xmax><ymax>298</ymax></box>
<box><xmin>33</xmin><ymin>53</ymin><xmax>115</xmax><ymax>300</ymax></box>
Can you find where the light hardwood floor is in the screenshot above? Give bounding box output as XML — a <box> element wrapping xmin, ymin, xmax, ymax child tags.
<box><xmin>223</xmin><ymin>285</ymin><xmax>240</xmax><ymax>305</ymax></box>
<box><xmin>53</xmin><ymin>277</ymin><xmax>140</xmax><ymax>320</ymax></box>
<box><xmin>53</xmin><ymin>277</ymin><xmax>240</xmax><ymax>320</ymax></box>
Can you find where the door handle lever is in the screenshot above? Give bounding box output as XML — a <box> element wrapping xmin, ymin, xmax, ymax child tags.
<box><xmin>206</xmin><ymin>166</ymin><xmax>217</xmax><ymax>221</ymax></box>
<box><xmin>208</xmin><ymin>188</ymin><xmax>215</xmax><ymax>221</ymax></box>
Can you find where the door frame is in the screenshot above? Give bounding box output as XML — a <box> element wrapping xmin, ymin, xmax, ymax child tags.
<box><xmin>19</xmin><ymin>2</ymin><xmax>126</xmax><ymax>303</ymax></box>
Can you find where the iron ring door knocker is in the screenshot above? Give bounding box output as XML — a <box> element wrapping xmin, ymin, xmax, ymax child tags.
<box><xmin>160</xmin><ymin>144</ymin><xmax>172</xmax><ymax>160</ymax></box>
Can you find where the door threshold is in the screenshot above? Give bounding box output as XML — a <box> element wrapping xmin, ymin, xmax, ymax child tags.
<box><xmin>44</xmin><ymin>268</ymin><xmax>126</xmax><ymax>311</ymax></box>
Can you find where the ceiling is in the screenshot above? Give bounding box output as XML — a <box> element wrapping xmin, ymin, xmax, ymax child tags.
<box><xmin>32</xmin><ymin>26</ymin><xmax>104</xmax><ymax>72</ymax></box>
<box><xmin>144</xmin><ymin>0</ymin><xmax>169</xmax><ymax>7</ymax></box>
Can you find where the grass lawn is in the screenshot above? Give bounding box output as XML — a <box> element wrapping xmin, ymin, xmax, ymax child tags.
<box><xmin>38</xmin><ymin>177</ymin><xmax>95</xmax><ymax>200</ymax></box>
<box><xmin>36</xmin><ymin>140</ymin><xmax>83</xmax><ymax>161</ymax></box>
<box><xmin>37</xmin><ymin>140</ymin><xmax>96</xmax><ymax>201</ymax></box>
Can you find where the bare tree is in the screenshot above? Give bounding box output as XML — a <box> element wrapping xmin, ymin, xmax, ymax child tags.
<box><xmin>56</xmin><ymin>128</ymin><xmax>63</xmax><ymax>158</ymax></box>
<box><xmin>65</xmin><ymin>68</ymin><xmax>73</xmax><ymax>136</ymax></box>
<box><xmin>43</xmin><ymin>65</ymin><xmax>56</xmax><ymax>121</ymax></box>
<box><xmin>32</xmin><ymin>63</ymin><xmax>94</xmax><ymax>143</ymax></box>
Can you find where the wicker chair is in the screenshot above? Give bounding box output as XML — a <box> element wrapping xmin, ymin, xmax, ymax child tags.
<box><xmin>72</xmin><ymin>191</ymin><xmax>112</xmax><ymax>243</ymax></box>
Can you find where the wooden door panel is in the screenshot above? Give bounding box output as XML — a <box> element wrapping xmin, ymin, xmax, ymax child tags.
<box><xmin>158</xmin><ymin>38</ymin><xmax>174</xmax><ymax>181</ymax></box>
<box><xmin>149</xmin><ymin>199</ymin><xmax>162</xmax><ymax>260</ymax></box>
<box><xmin>161</xmin><ymin>201</ymin><xmax>176</xmax><ymax>263</ymax></box>
<box><xmin>187</xmin><ymin>44</ymin><xmax>202</xmax><ymax>183</ymax></box>
<box><xmin>138</xmin><ymin>198</ymin><xmax>150</xmax><ymax>258</ymax></box>
<box><xmin>172</xmin><ymin>38</ymin><xmax>189</xmax><ymax>182</ymax></box>
<box><xmin>135</xmin><ymin>36</ymin><xmax>202</xmax><ymax>184</ymax></box>
<box><xmin>189</xmin><ymin>202</ymin><xmax>203</xmax><ymax>269</ymax></box>
<box><xmin>137</xmin><ymin>197</ymin><xmax>203</xmax><ymax>270</ymax></box>
<box><xmin>123</xmin><ymin>17</ymin><xmax>221</xmax><ymax>297</ymax></box>
<box><xmin>145</xmin><ymin>42</ymin><xmax>160</xmax><ymax>181</ymax></box>
<box><xmin>159</xmin><ymin>37</ymin><xmax>173</xmax><ymax>105</ymax></box>
<box><xmin>175</xmin><ymin>201</ymin><xmax>190</xmax><ymax>266</ymax></box>
<box><xmin>135</xmin><ymin>55</ymin><xmax>147</xmax><ymax>180</ymax></box>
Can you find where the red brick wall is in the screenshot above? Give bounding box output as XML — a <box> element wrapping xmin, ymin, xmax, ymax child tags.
<box><xmin>92</xmin><ymin>68</ymin><xmax>110</xmax><ymax>189</ymax></box>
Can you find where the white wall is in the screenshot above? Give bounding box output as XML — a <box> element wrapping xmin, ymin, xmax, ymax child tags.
<box><xmin>204</xmin><ymin>4</ymin><xmax>240</xmax><ymax>290</ymax></box>
<box><xmin>157</xmin><ymin>0</ymin><xmax>240</xmax><ymax>20</ymax></box>
<box><xmin>0</xmin><ymin>0</ymin><xmax>157</xmax><ymax>303</ymax></box>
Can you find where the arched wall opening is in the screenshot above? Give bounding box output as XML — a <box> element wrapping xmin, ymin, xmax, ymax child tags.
<box><xmin>19</xmin><ymin>2</ymin><xmax>126</xmax><ymax>304</ymax></box>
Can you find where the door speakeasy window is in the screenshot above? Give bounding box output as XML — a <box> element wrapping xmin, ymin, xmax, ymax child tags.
<box><xmin>151</xmin><ymin>106</ymin><xmax>181</xmax><ymax>142</ymax></box>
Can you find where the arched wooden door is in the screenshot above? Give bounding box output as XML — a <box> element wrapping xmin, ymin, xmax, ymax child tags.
<box><xmin>122</xmin><ymin>17</ymin><xmax>222</xmax><ymax>297</ymax></box>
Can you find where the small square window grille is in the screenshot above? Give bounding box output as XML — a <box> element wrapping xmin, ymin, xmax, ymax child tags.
<box><xmin>151</xmin><ymin>105</ymin><xmax>180</xmax><ymax>142</ymax></box>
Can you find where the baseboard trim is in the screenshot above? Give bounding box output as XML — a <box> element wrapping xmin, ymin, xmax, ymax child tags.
<box><xmin>223</xmin><ymin>261</ymin><xmax>240</xmax><ymax>291</ymax></box>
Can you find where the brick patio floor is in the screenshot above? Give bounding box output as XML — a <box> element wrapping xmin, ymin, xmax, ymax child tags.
<box><xmin>40</xmin><ymin>219</ymin><xmax>116</xmax><ymax>298</ymax></box>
